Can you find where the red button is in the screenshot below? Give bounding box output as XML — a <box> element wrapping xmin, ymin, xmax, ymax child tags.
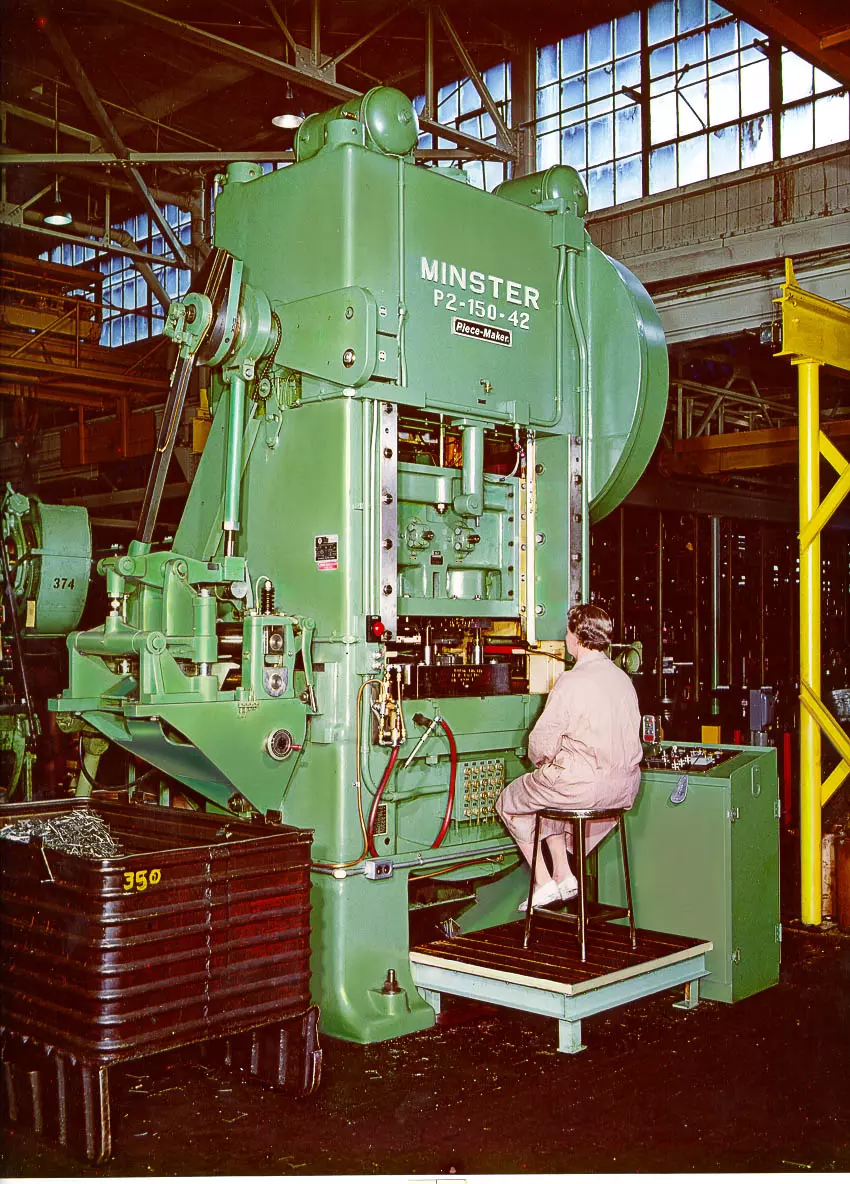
<box><xmin>371</xmin><ymin>619</ymin><xmax>386</xmax><ymax>639</ymax></box>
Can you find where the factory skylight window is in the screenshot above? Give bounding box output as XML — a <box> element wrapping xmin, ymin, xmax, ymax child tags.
<box><xmin>647</xmin><ymin>3</ymin><xmax>774</xmax><ymax>192</ymax></box>
<box><xmin>415</xmin><ymin>61</ymin><xmax>512</xmax><ymax>191</ymax></box>
<box><xmin>41</xmin><ymin>205</ymin><xmax>191</xmax><ymax>347</ymax></box>
<box><xmin>40</xmin><ymin>242</ymin><xmax>97</xmax><ymax>267</ymax></box>
<box><xmin>538</xmin><ymin>10</ymin><xmax>643</xmax><ymax>209</ymax></box>
<box><xmin>536</xmin><ymin>0</ymin><xmax>848</xmax><ymax>208</ymax></box>
<box><xmin>780</xmin><ymin>48</ymin><xmax>850</xmax><ymax>155</ymax></box>
<box><xmin>101</xmin><ymin>209</ymin><xmax>191</xmax><ymax>347</ymax></box>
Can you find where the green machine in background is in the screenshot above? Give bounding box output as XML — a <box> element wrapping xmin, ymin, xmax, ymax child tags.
<box><xmin>53</xmin><ymin>86</ymin><xmax>680</xmax><ymax>1043</ymax></box>
<box><xmin>2</xmin><ymin>485</ymin><xmax>91</xmax><ymax>640</ymax></box>
<box><xmin>1</xmin><ymin>485</ymin><xmax>91</xmax><ymax>800</ymax></box>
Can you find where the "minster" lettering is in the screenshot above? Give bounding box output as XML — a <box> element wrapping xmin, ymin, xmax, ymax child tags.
<box><xmin>420</xmin><ymin>257</ymin><xmax>540</xmax><ymax>309</ymax></box>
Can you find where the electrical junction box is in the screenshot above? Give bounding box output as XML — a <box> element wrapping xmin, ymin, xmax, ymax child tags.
<box><xmin>597</xmin><ymin>744</ymin><xmax>779</xmax><ymax>1003</ymax></box>
<box><xmin>365</xmin><ymin>858</ymin><xmax>393</xmax><ymax>880</ymax></box>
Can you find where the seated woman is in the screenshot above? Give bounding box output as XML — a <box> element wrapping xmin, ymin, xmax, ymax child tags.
<box><xmin>496</xmin><ymin>603</ymin><xmax>643</xmax><ymax>911</ymax></box>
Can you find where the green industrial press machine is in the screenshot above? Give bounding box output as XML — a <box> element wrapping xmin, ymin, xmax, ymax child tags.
<box><xmin>45</xmin><ymin>87</ymin><xmax>779</xmax><ymax>1043</ymax></box>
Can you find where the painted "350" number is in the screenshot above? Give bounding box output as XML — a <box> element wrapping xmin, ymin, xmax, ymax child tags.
<box><xmin>123</xmin><ymin>868</ymin><xmax>162</xmax><ymax>892</ymax></box>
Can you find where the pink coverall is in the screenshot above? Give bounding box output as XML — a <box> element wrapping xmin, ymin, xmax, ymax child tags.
<box><xmin>497</xmin><ymin>650</ymin><xmax>643</xmax><ymax>852</ymax></box>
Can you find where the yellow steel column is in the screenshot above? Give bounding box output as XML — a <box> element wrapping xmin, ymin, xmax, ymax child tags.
<box><xmin>776</xmin><ymin>258</ymin><xmax>850</xmax><ymax>927</ymax></box>
<box><xmin>797</xmin><ymin>359</ymin><xmax>821</xmax><ymax>925</ymax></box>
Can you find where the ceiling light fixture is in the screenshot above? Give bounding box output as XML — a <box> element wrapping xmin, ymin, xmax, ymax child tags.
<box><xmin>43</xmin><ymin>194</ymin><xmax>73</xmax><ymax>226</ymax></box>
<box><xmin>272</xmin><ymin>83</ymin><xmax>305</xmax><ymax>130</ymax></box>
<box><xmin>44</xmin><ymin>83</ymin><xmax>72</xmax><ymax>226</ymax></box>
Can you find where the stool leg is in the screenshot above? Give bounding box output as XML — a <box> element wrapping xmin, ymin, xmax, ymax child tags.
<box><xmin>576</xmin><ymin>819</ymin><xmax>587</xmax><ymax>962</ymax></box>
<box><xmin>618</xmin><ymin>815</ymin><xmax>637</xmax><ymax>950</ymax></box>
<box><xmin>523</xmin><ymin>811</ymin><xmax>544</xmax><ymax>949</ymax></box>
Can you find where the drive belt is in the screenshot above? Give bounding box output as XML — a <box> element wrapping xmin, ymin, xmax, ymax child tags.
<box><xmin>135</xmin><ymin>247</ymin><xmax>234</xmax><ymax>545</ymax></box>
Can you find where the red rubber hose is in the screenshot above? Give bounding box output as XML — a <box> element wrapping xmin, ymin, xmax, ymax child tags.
<box><xmin>366</xmin><ymin>744</ymin><xmax>399</xmax><ymax>857</ymax></box>
<box><xmin>431</xmin><ymin>718</ymin><xmax>457</xmax><ymax>849</ymax></box>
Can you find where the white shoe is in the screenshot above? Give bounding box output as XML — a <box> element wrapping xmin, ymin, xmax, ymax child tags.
<box><xmin>558</xmin><ymin>876</ymin><xmax>579</xmax><ymax>901</ymax></box>
<box><xmin>518</xmin><ymin>880</ymin><xmax>561</xmax><ymax>912</ymax></box>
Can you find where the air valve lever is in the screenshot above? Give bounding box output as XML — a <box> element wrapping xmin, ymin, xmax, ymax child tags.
<box><xmin>298</xmin><ymin>617</ymin><xmax>318</xmax><ymax>713</ymax></box>
<box><xmin>403</xmin><ymin>712</ymin><xmax>440</xmax><ymax>770</ymax></box>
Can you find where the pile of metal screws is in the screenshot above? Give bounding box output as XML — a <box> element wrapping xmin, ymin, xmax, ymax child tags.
<box><xmin>0</xmin><ymin>809</ymin><xmax>123</xmax><ymax>858</ymax></box>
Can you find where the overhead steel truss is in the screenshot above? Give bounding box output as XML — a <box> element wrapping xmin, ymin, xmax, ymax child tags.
<box><xmin>38</xmin><ymin>11</ymin><xmax>191</xmax><ymax>269</ymax></box>
<box><xmin>3</xmin><ymin>0</ymin><xmax>522</xmax><ymax>293</ymax></box>
<box><xmin>107</xmin><ymin>0</ymin><xmax>517</xmax><ymax>162</ymax></box>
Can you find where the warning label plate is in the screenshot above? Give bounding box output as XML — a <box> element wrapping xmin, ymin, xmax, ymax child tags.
<box><xmin>315</xmin><ymin>534</ymin><xmax>339</xmax><ymax>571</ymax></box>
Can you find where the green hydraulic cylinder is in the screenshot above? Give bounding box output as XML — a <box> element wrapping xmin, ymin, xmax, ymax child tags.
<box><xmin>74</xmin><ymin>620</ymin><xmax>167</xmax><ymax>657</ymax></box>
<box><xmin>454</xmin><ymin>423</ymin><xmax>485</xmax><ymax>517</ymax></box>
<box><xmin>194</xmin><ymin>589</ymin><xmax>217</xmax><ymax>672</ymax></box>
<box><xmin>223</xmin><ymin>375</ymin><xmax>247</xmax><ymax>557</ymax></box>
<box><xmin>495</xmin><ymin>164</ymin><xmax>589</xmax><ymax>216</ymax></box>
<box><xmin>295</xmin><ymin>86</ymin><xmax>419</xmax><ymax>162</ymax></box>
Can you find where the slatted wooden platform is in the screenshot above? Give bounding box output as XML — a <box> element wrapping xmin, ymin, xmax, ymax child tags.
<box><xmin>410</xmin><ymin>917</ymin><xmax>712</xmax><ymax>1054</ymax></box>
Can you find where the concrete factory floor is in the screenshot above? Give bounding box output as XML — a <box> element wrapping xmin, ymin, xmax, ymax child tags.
<box><xmin>2</xmin><ymin>925</ymin><xmax>849</xmax><ymax>1177</ymax></box>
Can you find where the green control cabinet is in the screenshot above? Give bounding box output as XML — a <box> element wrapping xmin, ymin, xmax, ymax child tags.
<box><xmin>597</xmin><ymin>744</ymin><xmax>780</xmax><ymax>1002</ymax></box>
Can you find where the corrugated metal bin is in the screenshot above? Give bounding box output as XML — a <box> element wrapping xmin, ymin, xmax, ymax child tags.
<box><xmin>0</xmin><ymin>797</ymin><xmax>320</xmax><ymax>1161</ymax></box>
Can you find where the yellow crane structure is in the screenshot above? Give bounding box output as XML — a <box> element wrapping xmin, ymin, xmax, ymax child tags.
<box><xmin>776</xmin><ymin>259</ymin><xmax>850</xmax><ymax>926</ymax></box>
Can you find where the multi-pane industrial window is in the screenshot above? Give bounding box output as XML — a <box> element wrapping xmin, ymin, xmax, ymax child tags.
<box><xmin>415</xmin><ymin>62</ymin><xmax>512</xmax><ymax>190</ymax></box>
<box><xmin>537</xmin><ymin>0</ymin><xmax>848</xmax><ymax>208</ymax></box>
<box><xmin>647</xmin><ymin>2</ymin><xmax>774</xmax><ymax>191</ymax></box>
<box><xmin>42</xmin><ymin>242</ymin><xmax>98</xmax><ymax>269</ymax></box>
<box><xmin>102</xmin><ymin>208</ymin><xmax>191</xmax><ymax>346</ymax></box>
<box><xmin>43</xmin><ymin>206</ymin><xmax>191</xmax><ymax>347</ymax></box>
<box><xmin>538</xmin><ymin>10</ymin><xmax>643</xmax><ymax>209</ymax></box>
<box><xmin>780</xmin><ymin>48</ymin><xmax>850</xmax><ymax>155</ymax></box>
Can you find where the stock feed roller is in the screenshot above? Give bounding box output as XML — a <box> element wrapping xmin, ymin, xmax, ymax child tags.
<box><xmin>53</xmin><ymin>88</ymin><xmax>668</xmax><ymax>1043</ymax></box>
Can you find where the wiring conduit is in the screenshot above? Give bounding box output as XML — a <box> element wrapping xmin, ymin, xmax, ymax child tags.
<box><xmin>431</xmin><ymin>717</ymin><xmax>457</xmax><ymax>849</ymax></box>
<box><xmin>314</xmin><ymin>677</ymin><xmax>381</xmax><ymax>871</ymax></box>
<box><xmin>367</xmin><ymin>744</ymin><xmax>400</xmax><ymax>858</ymax></box>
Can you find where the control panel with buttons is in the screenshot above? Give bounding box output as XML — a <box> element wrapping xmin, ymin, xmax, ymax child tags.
<box><xmin>452</xmin><ymin>759</ymin><xmax>506</xmax><ymax>823</ymax></box>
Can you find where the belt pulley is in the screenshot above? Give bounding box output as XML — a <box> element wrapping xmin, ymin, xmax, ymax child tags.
<box><xmin>136</xmin><ymin>248</ymin><xmax>236</xmax><ymax>544</ymax></box>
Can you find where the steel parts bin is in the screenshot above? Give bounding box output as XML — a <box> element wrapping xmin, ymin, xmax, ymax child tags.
<box><xmin>0</xmin><ymin>796</ymin><xmax>320</xmax><ymax>1161</ymax></box>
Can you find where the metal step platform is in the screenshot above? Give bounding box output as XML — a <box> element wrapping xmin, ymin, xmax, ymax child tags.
<box><xmin>410</xmin><ymin>915</ymin><xmax>712</xmax><ymax>1054</ymax></box>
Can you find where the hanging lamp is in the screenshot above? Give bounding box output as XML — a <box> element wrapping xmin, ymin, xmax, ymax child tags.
<box><xmin>43</xmin><ymin>82</ymin><xmax>72</xmax><ymax>226</ymax></box>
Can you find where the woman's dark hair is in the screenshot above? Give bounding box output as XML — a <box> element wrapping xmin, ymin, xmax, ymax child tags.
<box><xmin>567</xmin><ymin>603</ymin><xmax>613</xmax><ymax>651</ymax></box>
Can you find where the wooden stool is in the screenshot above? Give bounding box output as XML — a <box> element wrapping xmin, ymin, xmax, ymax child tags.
<box><xmin>522</xmin><ymin>807</ymin><xmax>637</xmax><ymax>961</ymax></box>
